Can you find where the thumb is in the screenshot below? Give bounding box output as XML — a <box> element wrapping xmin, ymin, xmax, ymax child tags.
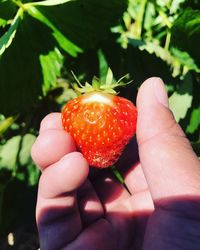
<box><xmin>136</xmin><ymin>77</ymin><xmax>200</xmax><ymax>201</ymax></box>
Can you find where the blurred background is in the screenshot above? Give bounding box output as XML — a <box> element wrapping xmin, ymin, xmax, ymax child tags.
<box><xmin>0</xmin><ymin>0</ymin><xmax>199</xmax><ymax>249</ymax></box>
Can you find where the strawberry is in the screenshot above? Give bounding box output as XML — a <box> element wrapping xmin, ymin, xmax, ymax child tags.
<box><xmin>61</xmin><ymin>70</ymin><xmax>137</xmax><ymax>168</ymax></box>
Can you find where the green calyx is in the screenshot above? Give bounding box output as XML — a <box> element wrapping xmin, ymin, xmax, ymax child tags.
<box><xmin>71</xmin><ymin>68</ymin><xmax>132</xmax><ymax>95</ymax></box>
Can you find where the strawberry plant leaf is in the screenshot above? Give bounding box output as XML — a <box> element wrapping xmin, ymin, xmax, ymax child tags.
<box><xmin>27</xmin><ymin>163</ymin><xmax>40</xmax><ymax>186</ymax></box>
<box><xmin>30</xmin><ymin>0</ymin><xmax>73</xmax><ymax>6</ymax></box>
<box><xmin>0</xmin><ymin>8</ymin><xmax>22</xmax><ymax>56</ymax></box>
<box><xmin>171</xmin><ymin>47</ymin><xmax>200</xmax><ymax>74</ymax></box>
<box><xmin>0</xmin><ymin>1</ymin><xmax>16</xmax><ymax>20</ymax></box>
<box><xmin>105</xmin><ymin>68</ymin><xmax>114</xmax><ymax>86</ymax></box>
<box><xmin>169</xmin><ymin>92</ymin><xmax>193</xmax><ymax>122</ymax></box>
<box><xmin>36</xmin><ymin>0</ymin><xmax>127</xmax><ymax>49</ymax></box>
<box><xmin>187</xmin><ymin>107</ymin><xmax>200</xmax><ymax>134</ymax></box>
<box><xmin>0</xmin><ymin>136</ymin><xmax>21</xmax><ymax>172</ymax></box>
<box><xmin>27</xmin><ymin>6</ymin><xmax>82</xmax><ymax>57</ymax></box>
<box><xmin>0</xmin><ymin>117</ymin><xmax>15</xmax><ymax>136</ymax></box>
<box><xmin>171</xmin><ymin>8</ymin><xmax>200</xmax><ymax>66</ymax></box>
<box><xmin>0</xmin><ymin>14</ymin><xmax>55</xmax><ymax>115</ymax></box>
<box><xmin>40</xmin><ymin>47</ymin><xmax>64</xmax><ymax>94</ymax></box>
<box><xmin>169</xmin><ymin>74</ymin><xmax>193</xmax><ymax>122</ymax></box>
<box><xmin>0</xmin><ymin>18</ymin><xmax>8</xmax><ymax>27</ymax></box>
<box><xmin>98</xmin><ymin>49</ymin><xmax>109</xmax><ymax>83</ymax></box>
<box><xmin>19</xmin><ymin>134</ymin><xmax>36</xmax><ymax>166</ymax></box>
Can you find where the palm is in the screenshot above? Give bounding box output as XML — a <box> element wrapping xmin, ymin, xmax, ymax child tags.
<box><xmin>77</xmin><ymin>139</ymin><xmax>153</xmax><ymax>250</ymax></box>
<box><xmin>36</xmin><ymin>138</ymin><xmax>153</xmax><ymax>250</ymax></box>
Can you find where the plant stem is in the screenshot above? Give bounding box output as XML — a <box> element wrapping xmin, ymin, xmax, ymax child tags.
<box><xmin>111</xmin><ymin>165</ymin><xmax>131</xmax><ymax>195</ymax></box>
<box><xmin>164</xmin><ymin>31</ymin><xmax>171</xmax><ymax>51</ymax></box>
<box><xmin>111</xmin><ymin>165</ymin><xmax>124</xmax><ymax>184</ymax></box>
<box><xmin>135</xmin><ymin>0</ymin><xmax>147</xmax><ymax>39</ymax></box>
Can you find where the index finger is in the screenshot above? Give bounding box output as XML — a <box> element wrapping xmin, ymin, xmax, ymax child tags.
<box><xmin>39</xmin><ymin>112</ymin><xmax>63</xmax><ymax>133</ymax></box>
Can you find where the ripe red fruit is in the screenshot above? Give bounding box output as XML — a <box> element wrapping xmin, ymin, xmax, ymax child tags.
<box><xmin>61</xmin><ymin>72</ymin><xmax>137</xmax><ymax>168</ymax></box>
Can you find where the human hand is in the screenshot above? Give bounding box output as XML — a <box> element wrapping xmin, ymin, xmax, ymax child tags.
<box><xmin>31</xmin><ymin>77</ymin><xmax>200</xmax><ymax>250</ymax></box>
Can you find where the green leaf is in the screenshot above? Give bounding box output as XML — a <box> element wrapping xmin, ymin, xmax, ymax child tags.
<box><xmin>187</xmin><ymin>107</ymin><xmax>200</xmax><ymax>134</ymax></box>
<box><xmin>98</xmin><ymin>49</ymin><xmax>109</xmax><ymax>83</ymax></box>
<box><xmin>27</xmin><ymin>6</ymin><xmax>82</xmax><ymax>57</ymax></box>
<box><xmin>0</xmin><ymin>116</ymin><xmax>15</xmax><ymax>135</ymax></box>
<box><xmin>30</xmin><ymin>0</ymin><xmax>73</xmax><ymax>6</ymax></box>
<box><xmin>0</xmin><ymin>136</ymin><xmax>21</xmax><ymax>171</ymax></box>
<box><xmin>19</xmin><ymin>134</ymin><xmax>36</xmax><ymax>166</ymax></box>
<box><xmin>0</xmin><ymin>1</ymin><xmax>17</xmax><ymax>20</ymax></box>
<box><xmin>0</xmin><ymin>14</ymin><xmax>54</xmax><ymax>115</ymax></box>
<box><xmin>105</xmin><ymin>68</ymin><xmax>114</xmax><ymax>86</ymax></box>
<box><xmin>27</xmin><ymin>163</ymin><xmax>40</xmax><ymax>186</ymax></box>
<box><xmin>169</xmin><ymin>74</ymin><xmax>193</xmax><ymax>122</ymax></box>
<box><xmin>171</xmin><ymin>47</ymin><xmax>200</xmax><ymax>73</ymax></box>
<box><xmin>0</xmin><ymin>8</ymin><xmax>22</xmax><ymax>56</ymax></box>
<box><xmin>171</xmin><ymin>8</ymin><xmax>200</xmax><ymax>65</ymax></box>
<box><xmin>169</xmin><ymin>92</ymin><xmax>193</xmax><ymax>122</ymax></box>
<box><xmin>0</xmin><ymin>0</ymin><xmax>127</xmax><ymax>115</ymax></box>
<box><xmin>40</xmin><ymin>47</ymin><xmax>64</xmax><ymax>94</ymax></box>
<box><xmin>36</xmin><ymin>0</ymin><xmax>127</xmax><ymax>49</ymax></box>
<box><xmin>129</xmin><ymin>39</ymin><xmax>200</xmax><ymax>77</ymax></box>
<box><xmin>0</xmin><ymin>18</ymin><xmax>8</xmax><ymax>27</ymax></box>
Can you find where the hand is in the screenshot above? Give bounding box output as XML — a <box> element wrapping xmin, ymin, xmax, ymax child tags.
<box><xmin>31</xmin><ymin>77</ymin><xmax>200</xmax><ymax>250</ymax></box>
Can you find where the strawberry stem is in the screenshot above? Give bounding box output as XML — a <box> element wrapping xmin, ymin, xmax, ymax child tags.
<box><xmin>111</xmin><ymin>165</ymin><xmax>132</xmax><ymax>195</ymax></box>
<box><xmin>111</xmin><ymin>165</ymin><xmax>125</xmax><ymax>184</ymax></box>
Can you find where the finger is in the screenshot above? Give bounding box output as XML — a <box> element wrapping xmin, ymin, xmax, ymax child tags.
<box><xmin>123</xmin><ymin>162</ymin><xmax>148</xmax><ymax>194</ymax></box>
<box><xmin>39</xmin><ymin>112</ymin><xmax>63</xmax><ymax>132</ymax></box>
<box><xmin>36</xmin><ymin>152</ymin><xmax>89</xmax><ymax>250</ymax></box>
<box><xmin>38</xmin><ymin>152</ymin><xmax>88</xmax><ymax>199</ymax></box>
<box><xmin>115</xmin><ymin>138</ymin><xmax>148</xmax><ymax>194</ymax></box>
<box><xmin>31</xmin><ymin>113</ymin><xmax>76</xmax><ymax>170</ymax></box>
<box><xmin>92</xmin><ymin>170</ymin><xmax>134</xmax><ymax>249</ymax></box>
<box><xmin>136</xmin><ymin>77</ymin><xmax>200</xmax><ymax>202</ymax></box>
<box><xmin>31</xmin><ymin>129</ymin><xmax>76</xmax><ymax>170</ymax></box>
<box><xmin>92</xmin><ymin>170</ymin><xmax>130</xmax><ymax>211</ymax></box>
<box><xmin>77</xmin><ymin>180</ymin><xmax>104</xmax><ymax>227</ymax></box>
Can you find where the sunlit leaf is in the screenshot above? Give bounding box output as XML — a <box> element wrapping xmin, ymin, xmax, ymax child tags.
<box><xmin>169</xmin><ymin>92</ymin><xmax>192</xmax><ymax>122</ymax></box>
<box><xmin>0</xmin><ymin>14</ymin><xmax>54</xmax><ymax>115</ymax></box>
<box><xmin>0</xmin><ymin>18</ymin><xmax>7</xmax><ymax>27</ymax></box>
<box><xmin>27</xmin><ymin>6</ymin><xmax>82</xmax><ymax>57</ymax></box>
<box><xmin>36</xmin><ymin>0</ymin><xmax>127</xmax><ymax>49</ymax></box>
<box><xmin>40</xmin><ymin>47</ymin><xmax>64</xmax><ymax>94</ymax></box>
<box><xmin>171</xmin><ymin>47</ymin><xmax>200</xmax><ymax>73</ymax></box>
<box><xmin>187</xmin><ymin>107</ymin><xmax>200</xmax><ymax>134</ymax></box>
<box><xmin>0</xmin><ymin>136</ymin><xmax>21</xmax><ymax>171</ymax></box>
<box><xmin>98</xmin><ymin>49</ymin><xmax>109</xmax><ymax>83</ymax></box>
<box><xmin>171</xmin><ymin>8</ymin><xmax>200</xmax><ymax>65</ymax></box>
<box><xmin>105</xmin><ymin>68</ymin><xmax>114</xmax><ymax>86</ymax></box>
<box><xmin>0</xmin><ymin>8</ymin><xmax>22</xmax><ymax>56</ymax></box>
<box><xmin>19</xmin><ymin>134</ymin><xmax>36</xmax><ymax>166</ymax></box>
<box><xmin>27</xmin><ymin>163</ymin><xmax>40</xmax><ymax>186</ymax></box>
<box><xmin>30</xmin><ymin>0</ymin><xmax>73</xmax><ymax>6</ymax></box>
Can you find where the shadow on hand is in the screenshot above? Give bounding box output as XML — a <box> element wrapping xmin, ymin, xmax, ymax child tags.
<box><xmin>144</xmin><ymin>195</ymin><xmax>200</xmax><ymax>250</ymax></box>
<box><xmin>37</xmin><ymin>194</ymin><xmax>200</xmax><ymax>250</ymax></box>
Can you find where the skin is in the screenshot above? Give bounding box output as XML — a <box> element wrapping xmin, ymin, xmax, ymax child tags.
<box><xmin>31</xmin><ymin>77</ymin><xmax>200</xmax><ymax>250</ymax></box>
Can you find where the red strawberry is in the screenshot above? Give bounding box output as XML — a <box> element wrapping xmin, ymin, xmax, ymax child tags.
<box><xmin>61</xmin><ymin>71</ymin><xmax>137</xmax><ymax>168</ymax></box>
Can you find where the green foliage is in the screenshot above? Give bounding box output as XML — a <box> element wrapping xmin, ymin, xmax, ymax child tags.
<box><xmin>0</xmin><ymin>0</ymin><xmax>199</xmax><ymax>248</ymax></box>
<box><xmin>171</xmin><ymin>8</ymin><xmax>200</xmax><ymax>65</ymax></box>
<box><xmin>0</xmin><ymin>0</ymin><xmax>127</xmax><ymax>115</ymax></box>
<box><xmin>40</xmin><ymin>47</ymin><xmax>64</xmax><ymax>94</ymax></box>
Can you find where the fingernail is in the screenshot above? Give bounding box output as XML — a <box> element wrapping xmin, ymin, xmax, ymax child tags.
<box><xmin>153</xmin><ymin>78</ymin><xmax>169</xmax><ymax>107</ymax></box>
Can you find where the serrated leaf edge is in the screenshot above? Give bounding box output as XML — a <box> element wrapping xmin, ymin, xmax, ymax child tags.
<box><xmin>0</xmin><ymin>8</ymin><xmax>22</xmax><ymax>56</ymax></box>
